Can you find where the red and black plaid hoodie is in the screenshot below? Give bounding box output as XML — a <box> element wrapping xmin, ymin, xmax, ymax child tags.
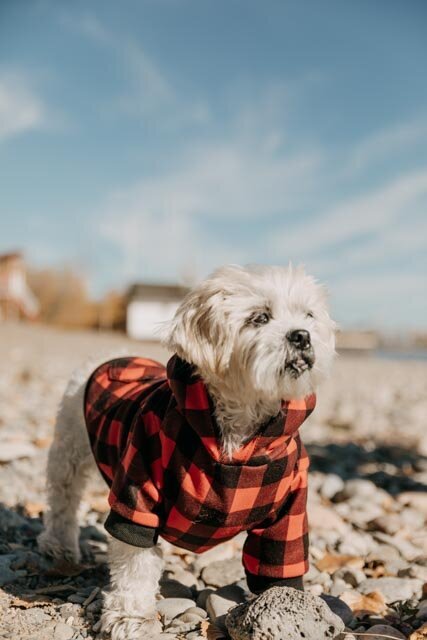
<box><xmin>84</xmin><ymin>355</ymin><xmax>316</xmax><ymax>593</ymax></box>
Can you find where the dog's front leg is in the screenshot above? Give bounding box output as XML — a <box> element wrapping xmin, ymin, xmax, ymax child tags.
<box><xmin>101</xmin><ymin>539</ymin><xmax>163</xmax><ymax>640</ymax></box>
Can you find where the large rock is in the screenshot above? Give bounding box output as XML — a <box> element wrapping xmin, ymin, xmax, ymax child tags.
<box><xmin>225</xmin><ymin>586</ymin><xmax>344</xmax><ymax>640</ymax></box>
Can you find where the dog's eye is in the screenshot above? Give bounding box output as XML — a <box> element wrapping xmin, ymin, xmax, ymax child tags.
<box><xmin>306</xmin><ymin>311</ymin><xmax>315</xmax><ymax>319</ymax></box>
<box><xmin>251</xmin><ymin>312</ymin><xmax>270</xmax><ymax>326</ymax></box>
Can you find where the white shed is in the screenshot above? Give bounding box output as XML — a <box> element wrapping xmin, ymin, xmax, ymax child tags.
<box><xmin>126</xmin><ymin>283</ymin><xmax>189</xmax><ymax>341</ymax></box>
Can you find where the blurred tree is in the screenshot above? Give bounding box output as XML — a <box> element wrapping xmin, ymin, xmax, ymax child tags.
<box><xmin>97</xmin><ymin>290</ymin><xmax>126</xmax><ymax>331</ymax></box>
<box><xmin>28</xmin><ymin>267</ymin><xmax>97</xmax><ymax>328</ymax></box>
<box><xmin>28</xmin><ymin>267</ymin><xmax>126</xmax><ymax>331</ymax></box>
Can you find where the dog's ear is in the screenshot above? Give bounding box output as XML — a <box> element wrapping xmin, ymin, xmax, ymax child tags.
<box><xmin>162</xmin><ymin>281</ymin><xmax>236</xmax><ymax>377</ymax></box>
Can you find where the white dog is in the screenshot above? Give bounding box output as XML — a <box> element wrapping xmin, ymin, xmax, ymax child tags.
<box><xmin>38</xmin><ymin>264</ymin><xmax>336</xmax><ymax>640</ymax></box>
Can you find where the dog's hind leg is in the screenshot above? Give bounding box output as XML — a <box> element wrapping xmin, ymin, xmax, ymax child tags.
<box><xmin>38</xmin><ymin>363</ymin><xmax>96</xmax><ymax>564</ymax></box>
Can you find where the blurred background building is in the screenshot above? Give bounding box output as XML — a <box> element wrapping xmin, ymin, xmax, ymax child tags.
<box><xmin>126</xmin><ymin>283</ymin><xmax>189</xmax><ymax>340</ymax></box>
<box><xmin>0</xmin><ymin>252</ymin><xmax>39</xmax><ymax>321</ymax></box>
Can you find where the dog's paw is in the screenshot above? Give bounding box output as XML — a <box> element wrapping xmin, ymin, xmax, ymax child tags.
<box><xmin>37</xmin><ymin>530</ymin><xmax>81</xmax><ymax>565</ymax></box>
<box><xmin>100</xmin><ymin>608</ymin><xmax>162</xmax><ymax>640</ymax></box>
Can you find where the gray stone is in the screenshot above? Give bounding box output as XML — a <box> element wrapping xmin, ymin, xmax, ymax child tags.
<box><xmin>54</xmin><ymin>622</ymin><xmax>75</xmax><ymax>640</ymax></box>
<box><xmin>320</xmin><ymin>474</ymin><xmax>345</xmax><ymax>500</ymax></box>
<box><xmin>367</xmin><ymin>543</ymin><xmax>401</xmax><ymax>563</ymax></box>
<box><xmin>321</xmin><ymin>594</ymin><xmax>353</xmax><ymax>625</ymax></box>
<box><xmin>67</xmin><ymin>594</ymin><xmax>86</xmax><ymax>604</ymax></box>
<box><xmin>370</xmin><ymin>511</ymin><xmax>423</xmax><ymax>535</ymax></box>
<box><xmin>182</xmin><ymin>606</ymin><xmax>208</xmax><ymax>619</ymax></box>
<box><xmin>174</xmin><ymin>611</ymin><xmax>203</xmax><ymax>624</ymax></box>
<box><xmin>0</xmin><ymin>555</ymin><xmax>18</xmax><ymax>587</ymax></box>
<box><xmin>416</xmin><ymin>601</ymin><xmax>427</xmax><ymax>621</ymax></box>
<box><xmin>342</xmin><ymin>478</ymin><xmax>377</xmax><ymax>498</ymax></box>
<box><xmin>201</xmin><ymin>557</ymin><xmax>245</xmax><ymax>587</ymax></box>
<box><xmin>361</xmin><ymin>625</ymin><xmax>406</xmax><ymax>639</ymax></box>
<box><xmin>343</xmin><ymin>499</ymin><xmax>384</xmax><ymax>527</ymax></box>
<box><xmin>342</xmin><ymin>479</ymin><xmax>389</xmax><ymax>505</ymax></box>
<box><xmin>193</xmin><ymin>544</ymin><xmax>236</xmax><ymax>571</ymax></box>
<box><xmin>86</xmin><ymin>599</ymin><xmax>102</xmax><ymax>613</ymax></box>
<box><xmin>373</xmin><ymin>531</ymin><xmax>423</xmax><ymax>561</ymax></box>
<box><xmin>0</xmin><ymin>508</ymin><xmax>28</xmax><ymax>532</ymax></box>
<box><xmin>170</xmin><ymin>568</ymin><xmax>198</xmax><ymax>588</ymax></box>
<box><xmin>225</xmin><ymin>586</ymin><xmax>345</xmax><ymax>640</ymax></box>
<box><xmin>156</xmin><ymin>597</ymin><xmax>196</xmax><ymax>622</ymax></box>
<box><xmin>22</xmin><ymin>607</ymin><xmax>52</xmax><ymax>625</ymax></box>
<box><xmin>358</xmin><ymin>577</ymin><xmax>423</xmax><ymax>603</ymax></box>
<box><xmin>59</xmin><ymin>603</ymin><xmax>82</xmax><ymax>619</ymax></box>
<box><xmin>333</xmin><ymin>567</ymin><xmax>365</xmax><ymax>588</ymax></box>
<box><xmin>166</xmin><ymin>619</ymin><xmax>200</xmax><ymax>634</ymax></box>
<box><xmin>207</xmin><ymin>593</ymin><xmax>239</xmax><ymax>622</ymax></box>
<box><xmin>337</xmin><ymin>530</ymin><xmax>378</xmax><ymax>556</ymax></box>
<box><xmin>399</xmin><ymin>564</ymin><xmax>427</xmax><ymax>581</ymax></box>
<box><xmin>329</xmin><ymin>578</ymin><xmax>347</xmax><ymax>597</ymax></box>
<box><xmin>206</xmin><ymin>584</ymin><xmax>248</xmax><ymax>622</ymax></box>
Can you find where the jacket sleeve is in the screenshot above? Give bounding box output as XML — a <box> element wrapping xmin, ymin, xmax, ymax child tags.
<box><xmin>104</xmin><ymin>510</ymin><xmax>158</xmax><ymax>547</ymax></box>
<box><xmin>106</xmin><ymin>417</ymin><xmax>164</xmax><ymax>536</ymax></box>
<box><xmin>242</xmin><ymin>453</ymin><xmax>309</xmax><ymax>593</ymax></box>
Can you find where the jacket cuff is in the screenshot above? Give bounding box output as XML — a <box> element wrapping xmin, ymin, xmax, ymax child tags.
<box><xmin>246</xmin><ymin>573</ymin><xmax>304</xmax><ymax>594</ymax></box>
<box><xmin>104</xmin><ymin>510</ymin><xmax>159</xmax><ymax>547</ymax></box>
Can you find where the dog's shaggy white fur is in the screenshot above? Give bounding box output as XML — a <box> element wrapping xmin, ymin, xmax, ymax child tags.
<box><xmin>38</xmin><ymin>264</ymin><xmax>336</xmax><ymax>640</ymax></box>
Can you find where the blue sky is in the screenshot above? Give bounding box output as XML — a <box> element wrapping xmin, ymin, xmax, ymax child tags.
<box><xmin>1</xmin><ymin>0</ymin><xmax>426</xmax><ymax>329</ymax></box>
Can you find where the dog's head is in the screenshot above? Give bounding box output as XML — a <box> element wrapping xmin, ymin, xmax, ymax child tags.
<box><xmin>164</xmin><ymin>264</ymin><xmax>336</xmax><ymax>402</ymax></box>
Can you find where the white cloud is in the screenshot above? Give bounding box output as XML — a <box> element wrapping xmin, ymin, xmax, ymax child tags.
<box><xmin>0</xmin><ymin>72</ymin><xmax>46</xmax><ymax>140</ymax></box>
<box><xmin>96</xmin><ymin>124</ymin><xmax>323</xmax><ymax>284</ymax></box>
<box><xmin>96</xmin><ymin>110</ymin><xmax>427</xmax><ymax>317</ymax></box>
<box><xmin>349</xmin><ymin>117</ymin><xmax>427</xmax><ymax>173</ymax></box>
<box><xmin>98</xmin><ymin>141</ymin><xmax>321</xmax><ymax>283</ymax></box>
<box><xmin>269</xmin><ymin>167</ymin><xmax>427</xmax><ymax>261</ymax></box>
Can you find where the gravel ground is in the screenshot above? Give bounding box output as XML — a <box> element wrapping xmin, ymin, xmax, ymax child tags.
<box><xmin>0</xmin><ymin>322</ymin><xmax>426</xmax><ymax>640</ymax></box>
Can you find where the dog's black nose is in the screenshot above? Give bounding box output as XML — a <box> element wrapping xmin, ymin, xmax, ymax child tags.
<box><xmin>287</xmin><ymin>329</ymin><xmax>311</xmax><ymax>350</ymax></box>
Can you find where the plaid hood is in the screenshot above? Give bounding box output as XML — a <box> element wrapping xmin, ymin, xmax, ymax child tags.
<box><xmin>84</xmin><ymin>354</ymin><xmax>316</xmax><ymax>592</ymax></box>
<box><xmin>167</xmin><ymin>354</ymin><xmax>316</xmax><ymax>464</ymax></box>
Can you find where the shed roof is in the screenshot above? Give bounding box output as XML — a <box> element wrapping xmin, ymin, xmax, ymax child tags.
<box><xmin>127</xmin><ymin>283</ymin><xmax>190</xmax><ymax>302</ymax></box>
<box><xmin>0</xmin><ymin>251</ymin><xmax>23</xmax><ymax>264</ymax></box>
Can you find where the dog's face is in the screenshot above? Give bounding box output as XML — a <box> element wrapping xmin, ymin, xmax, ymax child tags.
<box><xmin>165</xmin><ymin>264</ymin><xmax>336</xmax><ymax>402</ymax></box>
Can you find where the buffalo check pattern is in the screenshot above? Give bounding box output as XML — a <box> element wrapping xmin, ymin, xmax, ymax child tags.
<box><xmin>84</xmin><ymin>354</ymin><xmax>316</xmax><ymax>584</ymax></box>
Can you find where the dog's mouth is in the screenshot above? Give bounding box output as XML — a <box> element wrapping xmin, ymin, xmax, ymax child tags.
<box><xmin>284</xmin><ymin>349</ymin><xmax>315</xmax><ymax>379</ymax></box>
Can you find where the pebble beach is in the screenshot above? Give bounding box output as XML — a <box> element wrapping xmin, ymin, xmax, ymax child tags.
<box><xmin>0</xmin><ymin>322</ymin><xmax>426</xmax><ymax>640</ymax></box>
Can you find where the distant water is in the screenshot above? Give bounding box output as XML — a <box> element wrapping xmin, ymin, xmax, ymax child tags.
<box><xmin>339</xmin><ymin>349</ymin><xmax>427</xmax><ymax>361</ymax></box>
<box><xmin>374</xmin><ymin>349</ymin><xmax>427</xmax><ymax>362</ymax></box>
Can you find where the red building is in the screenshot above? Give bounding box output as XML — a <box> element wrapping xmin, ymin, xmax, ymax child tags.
<box><xmin>0</xmin><ymin>252</ymin><xmax>40</xmax><ymax>320</ymax></box>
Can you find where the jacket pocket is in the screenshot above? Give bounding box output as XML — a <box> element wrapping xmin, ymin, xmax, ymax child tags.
<box><xmin>107</xmin><ymin>357</ymin><xmax>165</xmax><ymax>383</ymax></box>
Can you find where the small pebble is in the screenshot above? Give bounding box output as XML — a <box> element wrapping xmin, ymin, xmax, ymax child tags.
<box><xmin>54</xmin><ymin>622</ymin><xmax>75</xmax><ymax>640</ymax></box>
